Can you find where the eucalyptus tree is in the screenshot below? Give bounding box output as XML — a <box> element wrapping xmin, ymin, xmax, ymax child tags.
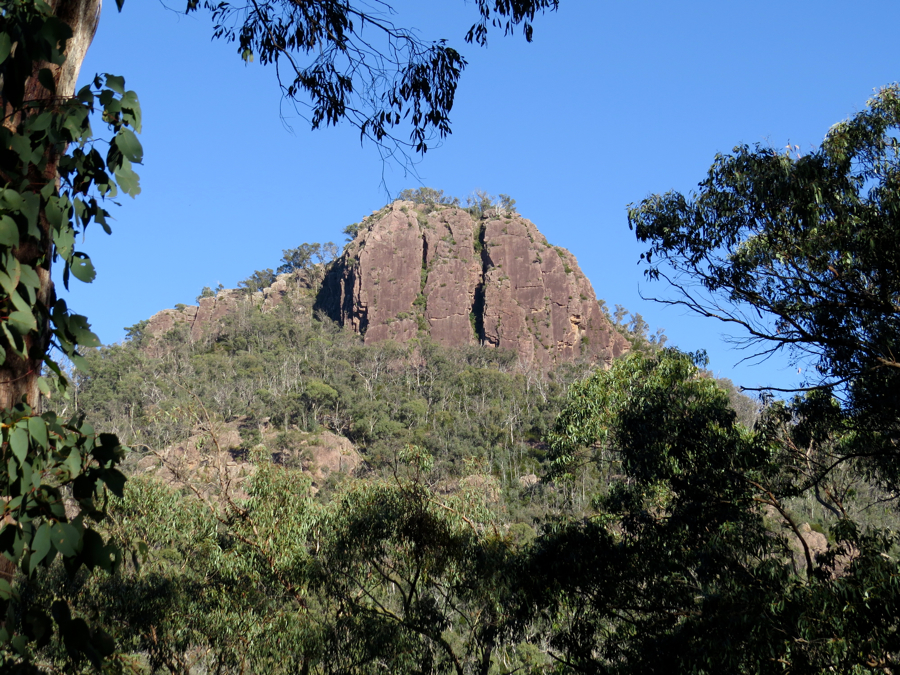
<box><xmin>527</xmin><ymin>349</ymin><xmax>900</xmax><ymax>673</ymax></box>
<box><xmin>629</xmin><ymin>84</ymin><xmax>900</xmax><ymax>490</ymax></box>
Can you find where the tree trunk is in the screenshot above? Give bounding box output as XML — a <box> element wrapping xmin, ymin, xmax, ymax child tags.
<box><xmin>0</xmin><ymin>0</ymin><xmax>101</xmax><ymax>410</ymax></box>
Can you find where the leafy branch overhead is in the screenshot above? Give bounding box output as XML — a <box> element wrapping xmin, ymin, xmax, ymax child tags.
<box><xmin>185</xmin><ymin>1</ymin><xmax>558</xmax><ymax>155</ymax></box>
<box><xmin>630</xmin><ymin>85</ymin><xmax>900</xmax><ymax>392</ymax></box>
<box><xmin>629</xmin><ymin>84</ymin><xmax>900</xmax><ymax>490</ymax></box>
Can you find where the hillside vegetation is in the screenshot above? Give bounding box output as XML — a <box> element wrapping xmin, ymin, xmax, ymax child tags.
<box><xmin>22</xmin><ymin>252</ymin><xmax>891</xmax><ymax>673</ymax></box>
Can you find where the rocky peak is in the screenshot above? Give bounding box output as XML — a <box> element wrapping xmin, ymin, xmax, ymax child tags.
<box><xmin>317</xmin><ymin>201</ymin><xmax>628</xmax><ymax>368</ymax></box>
<box><xmin>142</xmin><ymin>199</ymin><xmax>628</xmax><ymax>369</ymax></box>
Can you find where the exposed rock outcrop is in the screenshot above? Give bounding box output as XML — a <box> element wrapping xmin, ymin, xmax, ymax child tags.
<box><xmin>144</xmin><ymin>275</ymin><xmax>300</xmax><ymax>343</ymax></box>
<box><xmin>318</xmin><ymin>201</ymin><xmax>628</xmax><ymax>368</ymax></box>
<box><xmin>135</xmin><ymin>421</ymin><xmax>360</xmax><ymax>498</ymax></box>
<box><xmin>143</xmin><ymin>200</ymin><xmax>628</xmax><ymax>368</ymax></box>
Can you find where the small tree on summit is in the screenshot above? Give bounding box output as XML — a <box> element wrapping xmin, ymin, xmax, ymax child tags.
<box><xmin>278</xmin><ymin>242</ymin><xmax>339</xmax><ymax>275</ymax></box>
<box><xmin>397</xmin><ymin>187</ymin><xmax>460</xmax><ymax>206</ymax></box>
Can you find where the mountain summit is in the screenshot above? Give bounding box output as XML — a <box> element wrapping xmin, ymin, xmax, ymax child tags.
<box><xmin>316</xmin><ymin>200</ymin><xmax>628</xmax><ymax>367</ymax></box>
<box><xmin>145</xmin><ymin>199</ymin><xmax>628</xmax><ymax>368</ymax></box>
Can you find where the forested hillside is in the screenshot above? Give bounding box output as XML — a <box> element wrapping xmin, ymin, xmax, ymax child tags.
<box><xmin>26</xmin><ymin>262</ymin><xmax>789</xmax><ymax>674</ymax></box>
<box><xmin>3</xmin><ymin>1</ymin><xmax>900</xmax><ymax>672</ymax></box>
<box><xmin>21</xmin><ymin>215</ymin><xmax>891</xmax><ymax>672</ymax></box>
<box><xmin>68</xmin><ymin>262</ymin><xmax>659</xmax><ymax>516</ymax></box>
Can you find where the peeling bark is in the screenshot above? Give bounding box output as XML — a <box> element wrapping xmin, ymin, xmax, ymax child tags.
<box><xmin>0</xmin><ymin>1</ymin><xmax>101</xmax><ymax>410</ymax></box>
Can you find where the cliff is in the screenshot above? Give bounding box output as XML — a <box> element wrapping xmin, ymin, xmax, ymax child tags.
<box><xmin>144</xmin><ymin>200</ymin><xmax>628</xmax><ymax>368</ymax></box>
<box><xmin>316</xmin><ymin>201</ymin><xmax>628</xmax><ymax>368</ymax></box>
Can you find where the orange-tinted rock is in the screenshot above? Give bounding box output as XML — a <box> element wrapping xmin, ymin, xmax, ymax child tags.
<box><xmin>144</xmin><ymin>200</ymin><xmax>628</xmax><ymax>369</ymax></box>
<box><xmin>320</xmin><ymin>201</ymin><xmax>628</xmax><ymax>367</ymax></box>
<box><xmin>144</xmin><ymin>282</ymin><xmax>291</xmax><ymax>344</ymax></box>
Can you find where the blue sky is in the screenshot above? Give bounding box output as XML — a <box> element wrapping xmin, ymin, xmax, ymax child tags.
<box><xmin>61</xmin><ymin>0</ymin><xmax>900</xmax><ymax>391</ymax></box>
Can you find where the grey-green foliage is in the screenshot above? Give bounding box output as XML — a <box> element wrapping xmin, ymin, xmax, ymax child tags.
<box><xmin>0</xmin><ymin>3</ymin><xmax>140</xmax><ymax>667</ymax></box>
<box><xmin>342</xmin><ymin>222</ymin><xmax>362</xmax><ymax>242</ymax></box>
<box><xmin>196</xmin><ymin>286</ymin><xmax>215</xmax><ymax>302</ymax></box>
<box><xmin>186</xmin><ymin>1</ymin><xmax>559</xmax><ymax>159</ymax></box>
<box><xmin>609</xmin><ymin>303</ymin><xmax>667</xmax><ymax>353</ymax></box>
<box><xmin>278</xmin><ymin>242</ymin><xmax>339</xmax><ymax>275</ymax></box>
<box><xmin>72</xmin><ymin>288</ymin><xmax>585</xmax><ymax>503</ymax></box>
<box><xmin>630</xmin><ymin>84</ymin><xmax>900</xmax><ymax>493</ymax></box>
<box><xmin>31</xmin><ymin>448</ymin><xmax>543</xmax><ymax>674</ymax></box>
<box><xmin>398</xmin><ymin>187</ymin><xmax>460</xmax><ymax>207</ymax></box>
<box><xmin>237</xmin><ymin>268</ymin><xmax>276</xmax><ymax>293</ymax></box>
<box><xmin>531</xmin><ymin>349</ymin><xmax>900</xmax><ymax>674</ymax></box>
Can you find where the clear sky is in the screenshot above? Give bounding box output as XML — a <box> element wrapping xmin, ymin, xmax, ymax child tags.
<box><xmin>60</xmin><ymin>0</ymin><xmax>900</xmax><ymax>392</ymax></box>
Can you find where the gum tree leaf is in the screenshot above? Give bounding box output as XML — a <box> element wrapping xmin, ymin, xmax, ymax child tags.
<box><xmin>70</xmin><ymin>254</ymin><xmax>95</xmax><ymax>283</ymax></box>
<box><xmin>50</xmin><ymin>522</ymin><xmax>80</xmax><ymax>557</ymax></box>
<box><xmin>27</xmin><ymin>417</ymin><xmax>48</xmax><ymax>450</ymax></box>
<box><xmin>113</xmin><ymin>128</ymin><xmax>142</xmax><ymax>164</ymax></box>
<box><xmin>0</xmin><ymin>216</ymin><xmax>19</xmax><ymax>247</ymax></box>
<box><xmin>29</xmin><ymin>524</ymin><xmax>51</xmax><ymax>575</ymax></box>
<box><xmin>9</xmin><ymin>426</ymin><xmax>29</xmax><ymax>465</ymax></box>
<box><xmin>8</xmin><ymin>310</ymin><xmax>37</xmax><ymax>334</ymax></box>
<box><xmin>104</xmin><ymin>74</ymin><xmax>125</xmax><ymax>95</ymax></box>
<box><xmin>0</xmin><ymin>33</ymin><xmax>11</xmax><ymax>65</ymax></box>
<box><xmin>114</xmin><ymin>161</ymin><xmax>141</xmax><ymax>197</ymax></box>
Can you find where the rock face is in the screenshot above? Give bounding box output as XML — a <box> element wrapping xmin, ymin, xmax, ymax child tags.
<box><xmin>143</xmin><ymin>200</ymin><xmax>628</xmax><ymax>369</ymax></box>
<box><xmin>143</xmin><ymin>276</ymin><xmax>298</xmax><ymax>343</ymax></box>
<box><xmin>318</xmin><ymin>201</ymin><xmax>628</xmax><ymax>368</ymax></box>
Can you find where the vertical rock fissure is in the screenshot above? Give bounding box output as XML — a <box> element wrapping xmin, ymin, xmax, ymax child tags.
<box><xmin>420</xmin><ymin>231</ymin><xmax>429</xmax><ymax>307</ymax></box>
<box><xmin>471</xmin><ymin>221</ymin><xmax>488</xmax><ymax>343</ymax></box>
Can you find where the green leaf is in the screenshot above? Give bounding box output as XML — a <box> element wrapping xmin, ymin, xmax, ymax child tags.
<box><xmin>37</xmin><ymin>378</ymin><xmax>51</xmax><ymax>399</ymax></box>
<box><xmin>37</xmin><ymin>69</ymin><xmax>56</xmax><ymax>95</ymax></box>
<box><xmin>120</xmin><ymin>90</ymin><xmax>142</xmax><ymax>132</ymax></box>
<box><xmin>9</xmin><ymin>289</ymin><xmax>31</xmax><ymax>315</ymax></box>
<box><xmin>69</xmin><ymin>254</ymin><xmax>95</xmax><ymax>283</ymax></box>
<box><xmin>21</xmin><ymin>193</ymin><xmax>40</xmax><ymax>238</ymax></box>
<box><xmin>1</xmin><ymin>253</ymin><xmax>20</xmax><ymax>291</ymax></box>
<box><xmin>67</xmin><ymin>314</ymin><xmax>101</xmax><ymax>348</ymax></box>
<box><xmin>11</xmin><ymin>634</ymin><xmax>28</xmax><ymax>655</ymax></box>
<box><xmin>17</xmin><ymin>264</ymin><xmax>39</xmax><ymax>291</ymax></box>
<box><xmin>27</xmin><ymin>417</ymin><xmax>48</xmax><ymax>450</ymax></box>
<box><xmin>104</xmin><ymin>74</ymin><xmax>126</xmax><ymax>96</ymax></box>
<box><xmin>8</xmin><ymin>310</ymin><xmax>37</xmax><ymax>334</ymax></box>
<box><xmin>44</xmin><ymin>196</ymin><xmax>66</xmax><ymax>231</ymax></box>
<box><xmin>9</xmin><ymin>135</ymin><xmax>32</xmax><ymax>164</ymax></box>
<box><xmin>76</xmin><ymin>85</ymin><xmax>94</xmax><ymax>107</ymax></box>
<box><xmin>114</xmin><ymin>128</ymin><xmax>142</xmax><ymax>164</ymax></box>
<box><xmin>64</xmin><ymin>449</ymin><xmax>82</xmax><ymax>479</ymax></box>
<box><xmin>82</xmin><ymin>530</ymin><xmax>110</xmax><ymax>572</ymax></box>
<box><xmin>26</xmin><ymin>111</ymin><xmax>52</xmax><ymax>133</ymax></box>
<box><xmin>0</xmin><ymin>33</ymin><xmax>11</xmax><ymax>65</ymax></box>
<box><xmin>49</xmin><ymin>522</ymin><xmax>80</xmax><ymax>557</ymax></box>
<box><xmin>114</xmin><ymin>160</ymin><xmax>141</xmax><ymax>197</ymax></box>
<box><xmin>69</xmin><ymin>353</ymin><xmax>89</xmax><ymax>372</ymax></box>
<box><xmin>29</xmin><ymin>524</ymin><xmax>51</xmax><ymax>575</ymax></box>
<box><xmin>2</xmin><ymin>322</ymin><xmax>25</xmax><ymax>358</ymax></box>
<box><xmin>0</xmin><ymin>191</ymin><xmax>20</xmax><ymax>212</ymax></box>
<box><xmin>103</xmin><ymin>469</ymin><xmax>126</xmax><ymax>498</ymax></box>
<box><xmin>0</xmin><ymin>216</ymin><xmax>19</xmax><ymax>247</ymax></box>
<box><xmin>9</xmin><ymin>426</ymin><xmax>29</xmax><ymax>466</ymax></box>
<box><xmin>53</xmin><ymin>224</ymin><xmax>75</xmax><ymax>259</ymax></box>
